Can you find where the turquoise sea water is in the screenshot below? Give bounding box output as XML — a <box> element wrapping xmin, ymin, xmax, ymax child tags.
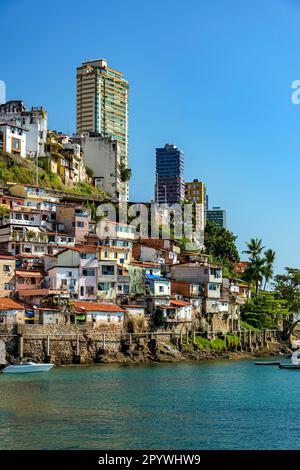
<box><xmin>0</xmin><ymin>359</ymin><xmax>299</xmax><ymax>450</ymax></box>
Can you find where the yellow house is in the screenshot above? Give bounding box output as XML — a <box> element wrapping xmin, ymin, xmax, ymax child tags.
<box><xmin>97</xmin><ymin>245</ymin><xmax>132</xmax><ymax>267</ymax></box>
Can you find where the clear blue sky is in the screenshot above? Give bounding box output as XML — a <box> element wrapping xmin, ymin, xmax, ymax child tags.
<box><xmin>1</xmin><ymin>0</ymin><xmax>300</xmax><ymax>273</ymax></box>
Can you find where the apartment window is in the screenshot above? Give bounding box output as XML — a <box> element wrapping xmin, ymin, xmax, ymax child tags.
<box><xmin>67</xmin><ymin>272</ymin><xmax>72</xmax><ymax>277</ymax></box>
<box><xmin>101</xmin><ymin>265</ymin><xmax>114</xmax><ymax>276</ymax></box>
<box><xmin>159</xmin><ymin>286</ymin><xmax>164</xmax><ymax>293</ymax></box>
<box><xmin>61</xmin><ymin>279</ymin><xmax>68</xmax><ymax>286</ymax></box>
<box><xmin>4</xmin><ymin>283</ymin><xmax>11</xmax><ymax>290</ymax></box>
<box><xmin>3</xmin><ymin>265</ymin><xmax>11</xmax><ymax>272</ymax></box>
<box><xmin>208</xmin><ymin>283</ymin><xmax>217</xmax><ymax>291</ymax></box>
<box><xmin>98</xmin><ymin>282</ymin><xmax>110</xmax><ymax>291</ymax></box>
<box><xmin>18</xmin><ymin>277</ymin><xmax>24</xmax><ymax>284</ymax></box>
<box><xmin>114</xmin><ymin>252</ymin><xmax>118</xmax><ymax>259</ymax></box>
<box><xmin>30</xmin><ymin>277</ymin><xmax>36</xmax><ymax>285</ymax></box>
<box><xmin>117</xmin><ymin>285</ymin><xmax>122</xmax><ymax>292</ymax></box>
<box><xmin>80</xmin><ymin>253</ymin><xmax>87</xmax><ymax>259</ymax></box>
<box><xmin>86</xmin><ymin>286</ymin><xmax>94</xmax><ymax>295</ymax></box>
<box><xmin>80</xmin><ymin>286</ymin><xmax>84</xmax><ymax>296</ymax></box>
<box><xmin>77</xmin><ymin>221</ymin><xmax>84</xmax><ymax>228</ymax></box>
<box><xmin>104</xmin><ymin>251</ymin><xmax>109</xmax><ymax>258</ymax></box>
<box><xmin>82</xmin><ymin>269</ymin><xmax>95</xmax><ymax>277</ymax></box>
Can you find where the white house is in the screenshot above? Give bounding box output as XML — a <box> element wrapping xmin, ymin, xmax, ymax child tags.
<box><xmin>0</xmin><ymin>121</ymin><xmax>26</xmax><ymax>157</ymax></box>
<box><xmin>73</xmin><ymin>301</ymin><xmax>125</xmax><ymax>324</ymax></box>
<box><xmin>0</xmin><ymin>298</ymin><xmax>25</xmax><ymax>325</ymax></box>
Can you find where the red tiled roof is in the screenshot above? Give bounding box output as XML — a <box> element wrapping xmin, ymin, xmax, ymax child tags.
<box><xmin>0</xmin><ymin>253</ymin><xmax>16</xmax><ymax>260</ymax></box>
<box><xmin>129</xmin><ymin>261</ymin><xmax>160</xmax><ymax>268</ymax></box>
<box><xmin>170</xmin><ymin>300</ymin><xmax>191</xmax><ymax>307</ymax></box>
<box><xmin>99</xmin><ymin>245</ymin><xmax>130</xmax><ymax>252</ymax></box>
<box><xmin>16</xmin><ymin>270</ymin><xmax>43</xmax><ymax>277</ymax></box>
<box><xmin>0</xmin><ymin>298</ymin><xmax>24</xmax><ymax>311</ymax></box>
<box><xmin>18</xmin><ymin>289</ymin><xmax>61</xmax><ymax>296</ymax></box>
<box><xmin>73</xmin><ymin>301</ymin><xmax>125</xmax><ymax>313</ymax></box>
<box><xmin>72</xmin><ymin>245</ymin><xmax>97</xmax><ymax>253</ymax></box>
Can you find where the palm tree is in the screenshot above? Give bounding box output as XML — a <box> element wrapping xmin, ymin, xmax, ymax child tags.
<box><xmin>262</xmin><ymin>249</ymin><xmax>276</xmax><ymax>290</ymax></box>
<box><xmin>244</xmin><ymin>256</ymin><xmax>266</xmax><ymax>295</ymax></box>
<box><xmin>243</xmin><ymin>238</ymin><xmax>265</xmax><ymax>261</ymax></box>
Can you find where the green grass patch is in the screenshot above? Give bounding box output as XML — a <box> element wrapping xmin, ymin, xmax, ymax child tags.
<box><xmin>0</xmin><ymin>151</ymin><xmax>108</xmax><ymax>199</ymax></box>
<box><xmin>240</xmin><ymin>321</ymin><xmax>259</xmax><ymax>332</ymax></box>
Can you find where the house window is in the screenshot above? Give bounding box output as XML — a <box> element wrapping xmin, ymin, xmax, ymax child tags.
<box><xmin>18</xmin><ymin>277</ymin><xmax>24</xmax><ymax>284</ymax></box>
<box><xmin>4</xmin><ymin>283</ymin><xmax>11</xmax><ymax>290</ymax></box>
<box><xmin>117</xmin><ymin>285</ymin><xmax>122</xmax><ymax>291</ymax></box>
<box><xmin>159</xmin><ymin>286</ymin><xmax>164</xmax><ymax>293</ymax></box>
<box><xmin>61</xmin><ymin>279</ymin><xmax>68</xmax><ymax>286</ymax></box>
<box><xmin>98</xmin><ymin>282</ymin><xmax>110</xmax><ymax>291</ymax></box>
<box><xmin>67</xmin><ymin>272</ymin><xmax>72</xmax><ymax>277</ymax></box>
<box><xmin>30</xmin><ymin>277</ymin><xmax>36</xmax><ymax>285</ymax></box>
<box><xmin>104</xmin><ymin>251</ymin><xmax>109</xmax><ymax>258</ymax></box>
<box><xmin>86</xmin><ymin>286</ymin><xmax>94</xmax><ymax>295</ymax></box>
<box><xmin>82</xmin><ymin>269</ymin><xmax>95</xmax><ymax>277</ymax></box>
<box><xmin>3</xmin><ymin>265</ymin><xmax>11</xmax><ymax>272</ymax></box>
<box><xmin>76</xmin><ymin>221</ymin><xmax>84</xmax><ymax>228</ymax></box>
<box><xmin>80</xmin><ymin>253</ymin><xmax>87</xmax><ymax>259</ymax></box>
<box><xmin>101</xmin><ymin>265</ymin><xmax>114</xmax><ymax>276</ymax></box>
<box><xmin>80</xmin><ymin>286</ymin><xmax>84</xmax><ymax>296</ymax></box>
<box><xmin>208</xmin><ymin>283</ymin><xmax>217</xmax><ymax>291</ymax></box>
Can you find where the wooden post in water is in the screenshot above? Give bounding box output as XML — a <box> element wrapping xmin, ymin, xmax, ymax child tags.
<box><xmin>186</xmin><ymin>328</ymin><xmax>189</xmax><ymax>345</ymax></box>
<box><xmin>248</xmin><ymin>330</ymin><xmax>252</xmax><ymax>351</ymax></box>
<box><xmin>192</xmin><ymin>329</ymin><xmax>196</xmax><ymax>346</ymax></box>
<box><xmin>73</xmin><ymin>334</ymin><xmax>81</xmax><ymax>364</ymax></box>
<box><xmin>44</xmin><ymin>335</ymin><xmax>51</xmax><ymax>363</ymax></box>
<box><xmin>18</xmin><ymin>334</ymin><xmax>23</xmax><ymax>360</ymax></box>
<box><xmin>179</xmin><ymin>330</ymin><xmax>183</xmax><ymax>350</ymax></box>
<box><xmin>102</xmin><ymin>333</ymin><xmax>106</xmax><ymax>351</ymax></box>
<box><xmin>129</xmin><ymin>334</ymin><xmax>132</xmax><ymax>347</ymax></box>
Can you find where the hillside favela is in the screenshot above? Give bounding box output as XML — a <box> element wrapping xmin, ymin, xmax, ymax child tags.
<box><xmin>0</xmin><ymin>58</ymin><xmax>292</xmax><ymax>366</ymax></box>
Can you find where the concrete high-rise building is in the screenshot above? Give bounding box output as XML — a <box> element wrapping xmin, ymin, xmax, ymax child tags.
<box><xmin>155</xmin><ymin>144</ymin><xmax>185</xmax><ymax>204</ymax></box>
<box><xmin>206</xmin><ymin>207</ymin><xmax>227</xmax><ymax>228</ymax></box>
<box><xmin>76</xmin><ymin>59</ymin><xmax>129</xmax><ymax>200</ymax></box>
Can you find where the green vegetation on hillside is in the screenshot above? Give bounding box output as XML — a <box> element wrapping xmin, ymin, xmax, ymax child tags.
<box><xmin>0</xmin><ymin>151</ymin><xmax>108</xmax><ymax>199</ymax></box>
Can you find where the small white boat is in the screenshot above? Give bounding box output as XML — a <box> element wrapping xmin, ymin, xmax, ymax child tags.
<box><xmin>2</xmin><ymin>361</ymin><xmax>54</xmax><ymax>374</ymax></box>
<box><xmin>291</xmin><ymin>349</ymin><xmax>300</xmax><ymax>365</ymax></box>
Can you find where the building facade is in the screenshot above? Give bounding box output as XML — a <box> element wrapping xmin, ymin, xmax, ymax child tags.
<box><xmin>73</xmin><ymin>133</ymin><xmax>121</xmax><ymax>200</ymax></box>
<box><xmin>76</xmin><ymin>59</ymin><xmax>129</xmax><ymax>200</ymax></box>
<box><xmin>155</xmin><ymin>144</ymin><xmax>185</xmax><ymax>204</ymax></box>
<box><xmin>206</xmin><ymin>207</ymin><xmax>227</xmax><ymax>228</ymax></box>
<box><xmin>0</xmin><ymin>100</ymin><xmax>47</xmax><ymax>158</ymax></box>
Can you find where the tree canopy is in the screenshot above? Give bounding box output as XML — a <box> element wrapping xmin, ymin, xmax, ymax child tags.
<box><xmin>204</xmin><ymin>221</ymin><xmax>240</xmax><ymax>264</ymax></box>
<box><xmin>240</xmin><ymin>292</ymin><xmax>289</xmax><ymax>329</ymax></box>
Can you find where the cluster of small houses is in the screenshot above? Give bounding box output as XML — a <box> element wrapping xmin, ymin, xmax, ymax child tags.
<box><xmin>0</xmin><ymin>181</ymin><xmax>250</xmax><ymax>334</ymax></box>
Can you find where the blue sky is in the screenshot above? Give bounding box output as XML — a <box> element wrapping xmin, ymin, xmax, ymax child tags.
<box><xmin>1</xmin><ymin>0</ymin><xmax>300</xmax><ymax>273</ymax></box>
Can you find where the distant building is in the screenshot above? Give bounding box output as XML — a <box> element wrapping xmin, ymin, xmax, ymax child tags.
<box><xmin>76</xmin><ymin>59</ymin><xmax>129</xmax><ymax>200</ymax></box>
<box><xmin>72</xmin><ymin>133</ymin><xmax>121</xmax><ymax>200</ymax></box>
<box><xmin>0</xmin><ymin>100</ymin><xmax>47</xmax><ymax>158</ymax></box>
<box><xmin>185</xmin><ymin>179</ymin><xmax>206</xmax><ymax>205</ymax></box>
<box><xmin>206</xmin><ymin>206</ymin><xmax>227</xmax><ymax>228</ymax></box>
<box><xmin>155</xmin><ymin>144</ymin><xmax>185</xmax><ymax>204</ymax></box>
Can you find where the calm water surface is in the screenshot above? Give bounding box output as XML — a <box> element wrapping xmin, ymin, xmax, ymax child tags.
<box><xmin>0</xmin><ymin>359</ymin><xmax>299</xmax><ymax>450</ymax></box>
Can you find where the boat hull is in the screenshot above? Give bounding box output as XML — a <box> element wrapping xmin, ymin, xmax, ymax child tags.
<box><xmin>279</xmin><ymin>364</ymin><xmax>300</xmax><ymax>369</ymax></box>
<box><xmin>254</xmin><ymin>362</ymin><xmax>280</xmax><ymax>366</ymax></box>
<box><xmin>2</xmin><ymin>363</ymin><xmax>54</xmax><ymax>374</ymax></box>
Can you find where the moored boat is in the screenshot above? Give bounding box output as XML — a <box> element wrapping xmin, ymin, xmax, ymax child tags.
<box><xmin>2</xmin><ymin>362</ymin><xmax>54</xmax><ymax>374</ymax></box>
<box><xmin>254</xmin><ymin>361</ymin><xmax>280</xmax><ymax>366</ymax></box>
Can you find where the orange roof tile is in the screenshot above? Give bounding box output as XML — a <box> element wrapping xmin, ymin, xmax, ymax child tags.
<box><xmin>73</xmin><ymin>301</ymin><xmax>125</xmax><ymax>313</ymax></box>
<box><xmin>16</xmin><ymin>270</ymin><xmax>43</xmax><ymax>278</ymax></box>
<box><xmin>170</xmin><ymin>300</ymin><xmax>191</xmax><ymax>307</ymax></box>
<box><xmin>0</xmin><ymin>298</ymin><xmax>24</xmax><ymax>310</ymax></box>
